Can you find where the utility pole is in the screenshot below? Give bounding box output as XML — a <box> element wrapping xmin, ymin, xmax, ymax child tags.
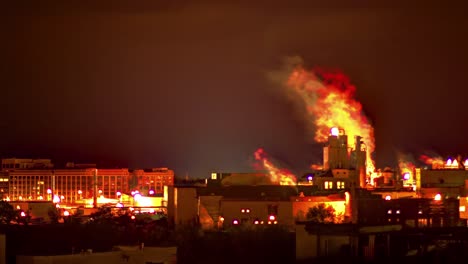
<box><xmin>93</xmin><ymin>169</ymin><xmax>98</xmax><ymax>208</ymax></box>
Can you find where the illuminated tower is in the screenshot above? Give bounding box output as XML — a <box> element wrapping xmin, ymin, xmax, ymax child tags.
<box><xmin>323</xmin><ymin>127</ymin><xmax>349</xmax><ymax>170</ymax></box>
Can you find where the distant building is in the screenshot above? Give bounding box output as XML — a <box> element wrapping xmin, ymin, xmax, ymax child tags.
<box><xmin>131</xmin><ymin>168</ymin><xmax>174</xmax><ymax>196</ymax></box>
<box><xmin>1</xmin><ymin>158</ymin><xmax>53</xmax><ymax>170</ymax></box>
<box><xmin>1</xmin><ymin>158</ymin><xmax>174</xmax><ymax>205</ymax></box>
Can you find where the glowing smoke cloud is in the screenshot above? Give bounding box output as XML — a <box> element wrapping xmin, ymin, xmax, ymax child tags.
<box><xmin>279</xmin><ymin>58</ymin><xmax>375</xmax><ymax>175</ymax></box>
<box><xmin>254</xmin><ymin>148</ymin><xmax>297</xmax><ymax>185</ymax></box>
<box><xmin>419</xmin><ymin>154</ymin><xmax>444</xmax><ymax>169</ymax></box>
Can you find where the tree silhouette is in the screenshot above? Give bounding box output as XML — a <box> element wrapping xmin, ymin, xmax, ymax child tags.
<box><xmin>0</xmin><ymin>201</ymin><xmax>17</xmax><ymax>224</ymax></box>
<box><xmin>306</xmin><ymin>203</ymin><xmax>337</xmax><ymax>223</ymax></box>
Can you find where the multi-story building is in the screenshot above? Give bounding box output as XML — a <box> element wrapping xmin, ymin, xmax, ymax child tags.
<box><xmin>1</xmin><ymin>159</ymin><xmax>174</xmax><ymax>204</ymax></box>
<box><xmin>131</xmin><ymin>168</ymin><xmax>174</xmax><ymax>196</ymax></box>
<box><xmin>7</xmin><ymin>168</ymin><xmax>130</xmax><ymax>203</ymax></box>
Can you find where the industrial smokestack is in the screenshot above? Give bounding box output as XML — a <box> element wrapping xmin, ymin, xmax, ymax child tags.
<box><xmin>353</xmin><ymin>136</ymin><xmax>366</xmax><ymax>188</ymax></box>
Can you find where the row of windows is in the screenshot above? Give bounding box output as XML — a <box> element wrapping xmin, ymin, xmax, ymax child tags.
<box><xmin>324</xmin><ymin>181</ymin><xmax>346</xmax><ymax>189</ymax></box>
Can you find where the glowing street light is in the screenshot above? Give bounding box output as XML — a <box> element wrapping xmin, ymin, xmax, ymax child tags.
<box><xmin>53</xmin><ymin>195</ymin><xmax>60</xmax><ymax>203</ymax></box>
<box><xmin>434</xmin><ymin>193</ymin><xmax>442</xmax><ymax>201</ymax></box>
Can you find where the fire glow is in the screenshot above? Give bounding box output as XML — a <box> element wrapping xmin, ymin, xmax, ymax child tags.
<box><xmin>254</xmin><ymin>148</ymin><xmax>296</xmax><ymax>185</ymax></box>
<box><xmin>420</xmin><ymin>154</ymin><xmax>468</xmax><ymax>170</ymax></box>
<box><xmin>286</xmin><ymin>66</ymin><xmax>376</xmax><ymax>175</ymax></box>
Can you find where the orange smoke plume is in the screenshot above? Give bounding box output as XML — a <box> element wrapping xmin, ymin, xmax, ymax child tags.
<box><xmin>254</xmin><ymin>148</ymin><xmax>297</xmax><ymax>185</ymax></box>
<box><xmin>286</xmin><ymin>65</ymin><xmax>375</xmax><ymax>175</ymax></box>
<box><xmin>419</xmin><ymin>154</ymin><xmax>444</xmax><ymax>169</ymax></box>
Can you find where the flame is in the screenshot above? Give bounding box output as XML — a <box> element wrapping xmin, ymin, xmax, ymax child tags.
<box><xmin>446</xmin><ymin>158</ymin><xmax>452</xmax><ymax>166</ymax></box>
<box><xmin>419</xmin><ymin>154</ymin><xmax>444</xmax><ymax>169</ymax></box>
<box><xmin>397</xmin><ymin>153</ymin><xmax>415</xmax><ymax>185</ymax></box>
<box><xmin>310</xmin><ymin>164</ymin><xmax>323</xmax><ymax>170</ymax></box>
<box><xmin>254</xmin><ymin>148</ymin><xmax>296</xmax><ymax>185</ymax></box>
<box><xmin>420</xmin><ymin>154</ymin><xmax>465</xmax><ymax>169</ymax></box>
<box><xmin>286</xmin><ymin>67</ymin><xmax>375</xmax><ymax>175</ymax></box>
<box><xmin>446</xmin><ymin>158</ymin><xmax>460</xmax><ymax>169</ymax></box>
<box><xmin>398</xmin><ymin>160</ymin><xmax>415</xmax><ymax>182</ymax></box>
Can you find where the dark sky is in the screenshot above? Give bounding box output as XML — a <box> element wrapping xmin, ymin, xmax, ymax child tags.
<box><xmin>2</xmin><ymin>2</ymin><xmax>468</xmax><ymax>177</ymax></box>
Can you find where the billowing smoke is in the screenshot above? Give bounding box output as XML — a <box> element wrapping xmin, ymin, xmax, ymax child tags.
<box><xmin>267</xmin><ymin>56</ymin><xmax>376</xmax><ymax>175</ymax></box>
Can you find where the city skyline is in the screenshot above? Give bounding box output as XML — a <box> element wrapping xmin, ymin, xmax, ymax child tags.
<box><xmin>2</xmin><ymin>2</ymin><xmax>468</xmax><ymax>178</ymax></box>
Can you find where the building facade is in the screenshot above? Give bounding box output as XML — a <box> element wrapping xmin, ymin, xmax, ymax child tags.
<box><xmin>132</xmin><ymin>168</ymin><xmax>174</xmax><ymax>196</ymax></box>
<box><xmin>1</xmin><ymin>159</ymin><xmax>174</xmax><ymax>204</ymax></box>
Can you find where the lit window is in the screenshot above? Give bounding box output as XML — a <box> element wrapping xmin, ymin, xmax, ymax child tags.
<box><xmin>324</xmin><ymin>181</ymin><xmax>329</xmax><ymax>189</ymax></box>
<box><xmin>460</xmin><ymin>206</ymin><xmax>466</xmax><ymax>212</ymax></box>
<box><xmin>434</xmin><ymin>193</ymin><xmax>442</xmax><ymax>201</ymax></box>
<box><xmin>396</xmin><ymin>210</ymin><xmax>400</xmax><ymax>214</ymax></box>
<box><xmin>233</xmin><ymin>219</ymin><xmax>239</xmax><ymax>225</ymax></box>
<box><xmin>269</xmin><ymin>215</ymin><xmax>276</xmax><ymax>221</ymax></box>
<box><xmin>241</xmin><ymin>209</ymin><xmax>245</xmax><ymax>213</ymax></box>
<box><xmin>385</xmin><ymin>195</ymin><xmax>391</xmax><ymax>201</ymax></box>
<box><xmin>387</xmin><ymin>210</ymin><xmax>392</xmax><ymax>214</ymax></box>
<box><xmin>246</xmin><ymin>209</ymin><xmax>250</xmax><ymax>213</ymax></box>
<box><xmin>418</xmin><ymin>210</ymin><xmax>423</xmax><ymax>214</ymax></box>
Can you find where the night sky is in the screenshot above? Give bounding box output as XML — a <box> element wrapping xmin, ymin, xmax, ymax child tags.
<box><xmin>2</xmin><ymin>2</ymin><xmax>468</xmax><ymax>177</ymax></box>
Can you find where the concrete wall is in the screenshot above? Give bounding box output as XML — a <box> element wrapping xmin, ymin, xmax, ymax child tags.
<box><xmin>174</xmin><ymin>187</ymin><xmax>198</xmax><ymax>226</ymax></box>
<box><xmin>296</xmin><ymin>224</ymin><xmax>350</xmax><ymax>260</ymax></box>
<box><xmin>296</xmin><ymin>224</ymin><xmax>316</xmax><ymax>260</ymax></box>
<box><xmin>17</xmin><ymin>247</ymin><xmax>176</xmax><ymax>264</ymax></box>
<box><xmin>17</xmin><ymin>252</ymin><xmax>122</xmax><ymax>264</ymax></box>
<box><xmin>0</xmin><ymin>234</ymin><xmax>5</xmax><ymax>264</ymax></box>
<box><xmin>421</xmin><ymin>170</ymin><xmax>468</xmax><ymax>187</ymax></box>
